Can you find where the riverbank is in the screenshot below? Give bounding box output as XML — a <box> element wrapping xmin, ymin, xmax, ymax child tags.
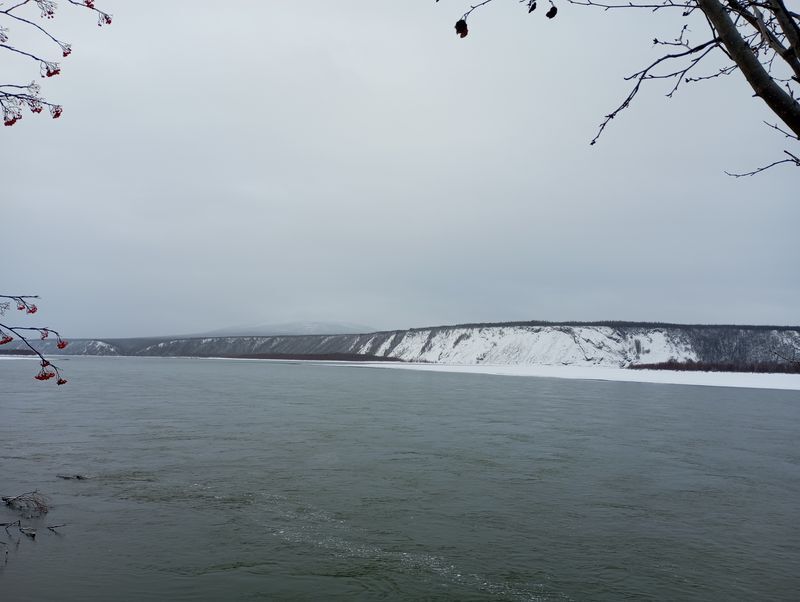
<box><xmin>4</xmin><ymin>354</ymin><xmax>799</xmax><ymax>390</ymax></box>
<box><xmin>356</xmin><ymin>362</ymin><xmax>800</xmax><ymax>391</ymax></box>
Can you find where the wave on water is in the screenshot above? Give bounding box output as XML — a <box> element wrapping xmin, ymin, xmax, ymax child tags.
<box><xmin>259</xmin><ymin>493</ymin><xmax>567</xmax><ymax>602</ymax></box>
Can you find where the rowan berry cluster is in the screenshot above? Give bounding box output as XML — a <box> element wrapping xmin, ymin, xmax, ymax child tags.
<box><xmin>42</xmin><ymin>62</ymin><xmax>61</xmax><ymax>78</ymax></box>
<box><xmin>16</xmin><ymin>300</ymin><xmax>38</xmax><ymax>314</ymax></box>
<box><xmin>0</xmin><ymin>295</ymin><xmax>69</xmax><ymax>385</ymax></box>
<box><xmin>1</xmin><ymin>0</ymin><xmax>111</xmax><ymax>126</ymax></box>
<box><xmin>38</xmin><ymin>328</ymin><xmax>70</xmax><ymax>349</ymax></box>
<box><xmin>36</xmin><ymin>0</ymin><xmax>57</xmax><ymax>19</ymax></box>
<box><xmin>34</xmin><ymin>364</ymin><xmax>67</xmax><ymax>385</ymax></box>
<box><xmin>5</xmin><ymin>100</ymin><xmax>60</xmax><ymax>124</ymax></box>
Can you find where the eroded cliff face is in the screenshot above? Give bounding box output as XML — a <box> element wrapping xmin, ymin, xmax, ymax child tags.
<box><xmin>28</xmin><ymin>324</ymin><xmax>800</xmax><ymax>368</ymax></box>
<box><xmin>352</xmin><ymin>326</ymin><xmax>697</xmax><ymax>367</ymax></box>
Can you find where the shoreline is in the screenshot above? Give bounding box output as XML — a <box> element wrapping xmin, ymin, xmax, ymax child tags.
<box><xmin>360</xmin><ymin>362</ymin><xmax>800</xmax><ymax>391</ymax></box>
<box><xmin>206</xmin><ymin>356</ymin><xmax>800</xmax><ymax>391</ymax></box>
<box><xmin>3</xmin><ymin>355</ymin><xmax>799</xmax><ymax>390</ymax></box>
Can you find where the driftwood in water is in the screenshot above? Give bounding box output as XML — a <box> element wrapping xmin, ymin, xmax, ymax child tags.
<box><xmin>1</xmin><ymin>491</ymin><xmax>67</xmax><ymax>565</ymax></box>
<box><xmin>18</xmin><ymin>527</ymin><xmax>36</xmax><ymax>539</ymax></box>
<box><xmin>57</xmin><ymin>474</ymin><xmax>88</xmax><ymax>480</ymax></box>
<box><xmin>1</xmin><ymin>491</ymin><xmax>49</xmax><ymax>517</ymax></box>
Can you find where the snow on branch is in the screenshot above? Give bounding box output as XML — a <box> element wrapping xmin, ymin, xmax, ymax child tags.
<box><xmin>0</xmin><ymin>294</ymin><xmax>69</xmax><ymax>384</ymax></box>
<box><xmin>0</xmin><ymin>0</ymin><xmax>111</xmax><ymax>126</ymax></box>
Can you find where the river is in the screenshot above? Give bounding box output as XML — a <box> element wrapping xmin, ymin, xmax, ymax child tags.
<box><xmin>1</xmin><ymin>357</ymin><xmax>798</xmax><ymax>600</ymax></box>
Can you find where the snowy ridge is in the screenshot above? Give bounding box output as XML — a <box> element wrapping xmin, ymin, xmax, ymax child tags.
<box><xmin>3</xmin><ymin>338</ymin><xmax>121</xmax><ymax>356</ymax></box>
<box><xmin>17</xmin><ymin>323</ymin><xmax>799</xmax><ymax>370</ymax></box>
<box><xmin>359</xmin><ymin>326</ymin><xmax>696</xmax><ymax>367</ymax></box>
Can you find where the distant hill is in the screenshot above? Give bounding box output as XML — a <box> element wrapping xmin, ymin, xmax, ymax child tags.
<box><xmin>19</xmin><ymin>320</ymin><xmax>800</xmax><ymax>371</ymax></box>
<box><xmin>189</xmin><ymin>321</ymin><xmax>374</xmax><ymax>337</ymax></box>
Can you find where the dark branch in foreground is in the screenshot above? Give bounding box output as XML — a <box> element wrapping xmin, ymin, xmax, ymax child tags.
<box><xmin>0</xmin><ymin>294</ymin><xmax>69</xmax><ymax>384</ymax></box>
<box><xmin>441</xmin><ymin>0</ymin><xmax>800</xmax><ymax>173</ymax></box>
<box><xmin>591</xmin><ymin>38</ymin><xmax>720</xmax><ymax>145</ymax></box>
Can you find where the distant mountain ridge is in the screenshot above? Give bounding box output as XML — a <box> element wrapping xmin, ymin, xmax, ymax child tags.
<box><xmin>19</xmin><ymin>321</ymin><xmax>800</xmax><ymax>369</ymax></box>
<box><xmin>189</xmin><ymin>321</ymin><xmax>375</xmax><ymax>337</ymax></box>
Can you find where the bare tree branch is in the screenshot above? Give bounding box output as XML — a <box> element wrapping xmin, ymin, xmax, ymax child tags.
<box><xmin>0</xmin><ymin>294</ymin><xmax>69</xmax><ymax>384</ymax></box>
<box><xmin>1</xmin><ymin>0</ymin><xmax>111</xmax><ymax>125</ymax></box>
<box><xmin>764</xmin><ymin>119</ymin><xmax>800</xmax><ymax>138</ymax></box>
<box><xmin>591</xmin><ymin>38</ymin><xmax>720</xmax><ymax>145</ymax></box>
<box><xmin>725</xmin><ymin>149</ymin><xmax>800</xmax><ymax>175</ymax></box>
<box><xmin>440</xmin><ymin>0</ymin><xmax>799</xmax><ymax>172</ymax></box>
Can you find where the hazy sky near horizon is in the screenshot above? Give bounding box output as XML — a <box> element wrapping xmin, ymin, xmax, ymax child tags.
<box><xmin>2</xmin><ymin>0</ymin><xmax>798</xmax><ymax>337</ymax></box>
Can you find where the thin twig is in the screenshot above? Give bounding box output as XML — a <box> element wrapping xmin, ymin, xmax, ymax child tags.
<box><xmin>725</xmin><ymin>150</ymin><xmax>800</xmax><ymax>175</ymax></box>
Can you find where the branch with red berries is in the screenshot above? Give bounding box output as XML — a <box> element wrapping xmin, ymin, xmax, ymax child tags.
<box><xmin>0</xmin><ymin>295</ymin><xmax>69</xmax><ymax>385</ymax></box>
<box><xmin>1</xmin><ymin>0</ymin><xmax>112</xmax><ymax>127</ymax></box>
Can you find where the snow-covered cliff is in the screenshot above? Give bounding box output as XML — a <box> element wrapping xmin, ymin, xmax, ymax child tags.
<box><xmin>26</xmin><ymin>322</ymin><xmax>796</xmax><ymax>369</ymax></box>
<box><xmin>353</xmin><ymin>326</ymin><xmax>696</xmax><ymax>367</ymax></box>
<box><xmin>17</xmin><ymin>322</ymin><xmax>799</xmax><ymax>368</ymax></box>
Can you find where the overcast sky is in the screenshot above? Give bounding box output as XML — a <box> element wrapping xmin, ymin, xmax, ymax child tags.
<box><xmin>2</xmin><ymin>0</ymin><xmax>798</xmax><ymax>337</ymax></box>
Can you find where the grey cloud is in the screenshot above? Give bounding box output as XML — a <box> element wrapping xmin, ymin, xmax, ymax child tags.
<box><xmin>2</xmin><ymin>1</ymin><xmax>797</xmax><ymax>337</ymax></box>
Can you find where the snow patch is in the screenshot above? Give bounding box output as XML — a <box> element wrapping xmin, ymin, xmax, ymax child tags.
<box><xmin>358</xmin><ymin>362</ymin><xmax>800</xmax><ymax>391</ymax></box>
<box><xmin>379</xmin><ymin>326</ymin><xmax>696</xmax><ymax>367</ymax></box>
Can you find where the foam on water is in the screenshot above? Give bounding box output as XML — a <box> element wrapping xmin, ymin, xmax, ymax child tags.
<box><xmin>259</xmin><ymin>493</ymin><xmax>564</xmax><ymax>601</ymax></box>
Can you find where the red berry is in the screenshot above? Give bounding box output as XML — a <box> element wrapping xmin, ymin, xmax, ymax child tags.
<box><xmin>35</xmin><ymin>369</ymin><xmax>55</xmax><ymax>381</ymax></box>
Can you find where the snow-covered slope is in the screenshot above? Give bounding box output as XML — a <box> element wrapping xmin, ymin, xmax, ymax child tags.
<box><xmin>20</xmin><ymin>323</ymin><xmax>800</xmax><ymax>369</ymax></box>
<box><xmin>357</xmin><ymin>326</ymin><xmax>696</xmax><ymax>367</ymax></box>
<box><xmin>110</xmin><ymin>323</ymin><xmax>797</xmax><ymax>368</ymax></box>
<box><xmin>3</xmin><ymin>338</ymin><xmax>121</xmax><ymax>356</ymax></box>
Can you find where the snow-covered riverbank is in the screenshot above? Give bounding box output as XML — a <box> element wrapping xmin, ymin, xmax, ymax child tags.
<box><xmin>4</xmin><ymin>354</ymin><xmax>799</xmax><ymax>391</ymax></box>
<box><xmin>359</xmin><ymin>362</ymin><xmax>800</xmax><ymax>391</ymax></box>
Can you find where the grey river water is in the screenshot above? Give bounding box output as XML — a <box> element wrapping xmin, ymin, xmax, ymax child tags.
<box><xmin>1</xmin><ymin>357</ymin><xmax>798</xmax><ymax>601</ymax></box>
